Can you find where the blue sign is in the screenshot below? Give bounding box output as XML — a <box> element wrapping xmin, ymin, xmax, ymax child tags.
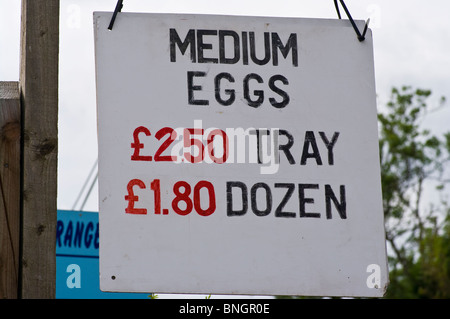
<box><xmin>56</xmin><ymin>210</ymin><xmax>150</xmax><ymax>299</ymax></box>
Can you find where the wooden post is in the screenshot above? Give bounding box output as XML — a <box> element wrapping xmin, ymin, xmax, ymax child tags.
<box><xmin>0</xmin><ymin>82</ymin><xmax>21</xmax><ymax>299</ymax></box>
<box><xmin>19</xmin><ymin>0</ymin><xmax>59</xmax><ymax>298</ymax></box>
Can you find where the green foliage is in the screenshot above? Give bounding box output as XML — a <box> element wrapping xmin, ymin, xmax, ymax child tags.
<box><xmin>386</xmin><ymin>214</ymin><xmax>450</xmax><ymax>298</ymax></box>
<box><xmin>379</xmin><ymin>86</ymin><xmax>450</xmax><ymax>298</ymax></box>
<box><xmin>275</xmin><ymin>86</ymin><xmax>450</xmax><ymax>299</ymax></box>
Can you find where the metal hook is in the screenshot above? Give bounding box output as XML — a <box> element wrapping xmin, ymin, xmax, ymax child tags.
<box><xmin>108</xmin><ymin>0</ymin><xmax>123</xmax><ymax>30</ymax></box>
<box><xmin>334</xmin><ymin>0</ymin><xmax>370</xmax><ymax>42</ymax></box>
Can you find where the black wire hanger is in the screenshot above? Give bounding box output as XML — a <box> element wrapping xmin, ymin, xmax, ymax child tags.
<box><xmin>108</xmin><ymin>0</ymin><xmax>370</xmax><ymax>42</ymax></box>
<box><xmin>334</xmin><ymin>0</ymin><xmax>370</xmax><ymax>42</ymax></box>
<box><xmin>108</xmin><ymin>0</ymin><xmax>123</xmax><ymax>30</ymax></box>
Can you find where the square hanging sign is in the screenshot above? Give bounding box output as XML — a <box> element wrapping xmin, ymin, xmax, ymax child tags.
<box><xmin>94</xmin><ymin>11</ymin><xmax>389</xmax><ymax>297</ymax></box>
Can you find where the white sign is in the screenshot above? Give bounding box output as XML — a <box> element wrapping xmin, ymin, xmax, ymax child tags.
<box><xmin>94</xmin><ymin>12</ymin><xmax>389</xmax><ymax>297</ymax></box>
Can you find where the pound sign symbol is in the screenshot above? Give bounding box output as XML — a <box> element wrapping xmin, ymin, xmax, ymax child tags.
<box><xmin>131</xmin><ymin>126</ymin><xmax>153</xmax><ymax>161</ymax></box>
<box><xmin>125</xmin><ymin>179</ymin><xmax>147</xmax><ymax>214</ymax></box>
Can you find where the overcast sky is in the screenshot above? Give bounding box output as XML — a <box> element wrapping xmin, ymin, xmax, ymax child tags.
<box><xmin>1</xmin><ymin>0</ymin><xmax>449</xmax><ymax>212</ymax></box>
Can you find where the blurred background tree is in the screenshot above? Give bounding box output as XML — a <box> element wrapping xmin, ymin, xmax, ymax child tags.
<box><xmin>277</xmin><ymin>86</ymin><xmax>450</xmax><ymax>299</ymax></box>
<box><xmin>378</xmin><ymin>86</ymin><xmax>450</xmax><ymax>298</ymax></box>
